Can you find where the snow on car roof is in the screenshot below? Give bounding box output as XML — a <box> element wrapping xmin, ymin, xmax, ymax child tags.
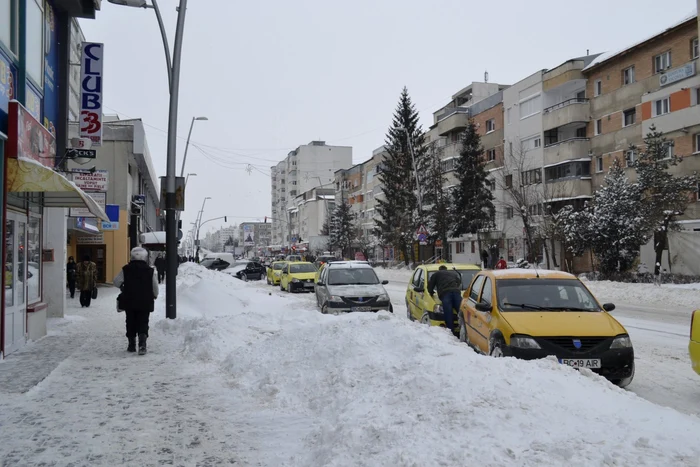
<box><xmin>326</xmin><ymin>261</ymin><xmax>372</xmax><ymax>269</ymax></box>
<box><xmin>423</xmin><ymin>263</ymin><xmax>481</xmax><ymax>271</ymax></box>
<box><xmin>490</xmin><ymin>268</ymin><xmax>577</xmax><ymax>279</ymax></box>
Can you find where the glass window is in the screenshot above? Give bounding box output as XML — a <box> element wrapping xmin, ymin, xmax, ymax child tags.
<box><xmin>469</xmin><ymin>275</ymin><xmax>485</xmax><ymax>302</ymax></box>
<box><xmin>622</xmin><ymin>66</ymin><xmax>635</xmax><ymax>85</ymax></box>
<box><xmin>519</xmin><ymin>95</ymin><xmax>541</xmax><ymax>119</ymax></box>
<box><xmin>596</xmin><ymin>156</ymin><xmax>603</xmax><ymax>173</ymax></box>
<box><xmin>653</xmin><ymin>51</ymin><xmax>671</xmax><ymax>74</ymax></box>
<box><xmin>0</xmin><ymin>0</ymin><xmax>11</xmax><ymax>50</ymax></box>
<box><xmin>693</xmin><ymin>38</ymin><xmax>699</xmax><ymax>60</ymax></box>
<box><xmin>623</xmin><ymin>108</ymin><xmax>636</xmax><ymax>127</ymax></box>
<box><xmin>653</xmin><ymin>98</ymin><xmax>670</xmax><ymax>117</ymax></box>
<box><xmin>5</xmin><ymin>219</ymin><xmax>14</xmax><ymax>306</ymax></box>
<box><xmin>17</xmin><ymin>220</ymin><xmax>25</xmax><ymax>305</ymax></box>
<box><xmin>594</xmin><ymin>80</ymin><xmax>602</xmax><ymax>96</ymax></box>
<box><xmin>595</xmin><ymin>119</ymin><xmax>602</xmax><ymax>135</ymax></box>
<box><xmin>27</xmin><ymin>216</ymin><xmax>41</xmax><ymax>302</ymax></box>
<box><xmin>481</xmin><ymin>278</ymin><xmax>493</xmax><ymax>305</ymax></box>
<box><xmin>26</xmin><ymin>0</ymin><xmax>44</xmax><ymax>85</ymax></box>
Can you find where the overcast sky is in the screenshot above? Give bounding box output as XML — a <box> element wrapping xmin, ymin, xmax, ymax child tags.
<box><xmin>80</xmin><ymin>0</ymin><xmax>696</xmax><ymax>237</ymax></box>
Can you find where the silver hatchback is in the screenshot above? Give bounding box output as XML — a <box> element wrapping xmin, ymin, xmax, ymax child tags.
<box><xmin>315</xmin><ymin>262</ymin><xmax>392</xmax><ymax>315</ymax></box>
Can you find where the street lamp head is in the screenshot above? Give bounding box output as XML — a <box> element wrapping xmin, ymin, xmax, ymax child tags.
<box><xmin>107</xmin><ymin>0</ymin><xmax>149</xmax><ymax>7</ymax></box>
<box><xmin>205</xmin><ymin>197</ymin><xmax>212</xmax><ymax>200</ymax></box>
<box><xmin>188</xmin><ymin>173</ymin><xmax>197</xmax><ymax>177</ymax></box>
<box><xmin>195</xmin><ymin>116</ymin><xmax>208</xmax><ymax>121</ymax></box>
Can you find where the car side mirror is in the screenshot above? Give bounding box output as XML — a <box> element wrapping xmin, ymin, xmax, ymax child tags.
<box><xmin>413</xmin><ymin>286</ymin><xmax>422</xmax><ymax>292</ymax></box>
<box><xmin>382</xmin><ymin>280</ymin><xmax>389</xmax><ymax>285</ymax></box>
<box><xmin>475</xmin><ymin>302</ymin><xmax>492</xmax><ymax>312</ymax></box>
<box><xmin>603</xmin><ymin>303</ymin><xmax>615</xmax><ymax>312</ymax></box>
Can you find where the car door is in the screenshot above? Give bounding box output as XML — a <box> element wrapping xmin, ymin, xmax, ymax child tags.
<box><xmin>407</xmin><ymin>268</ymin><xmax>423</xmax><ymax>319</ymax></box>
<box><xmin>280</xmin><ymin>265</ymin><xmax>289</xmax><ymax>289</ymax></box>
<box><xmin>464</xmin><ymin>274</ymin><xmax>486</xmax><ymax>350</ymax></box>
<box><xmin>471</xmin><ymin>277</ymin><xmax>493</xmax><ymax>353</ymax></box>
<box><xmin>316</xmin><ymin>266</ymin><xmax>329</xmax><ymax>306</ymax></box>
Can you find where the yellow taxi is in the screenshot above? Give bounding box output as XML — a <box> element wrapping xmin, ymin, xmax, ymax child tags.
<box><xmin>405</xmin><ymin>263</ymin><xmax>481</xmax><ymax>327</ymax></box>
<box><xmin>690</xmin><ymin>310</ymin><xmax>700</xmax><ymax>375</ymax></box>
<box><xmin>280</xmin><ymin>261</ymin><xmax>318</xmax><ymax>293</ymax></box>
<box><xmin>266</xmin><ymin>261</ymin><xmax>287</xmax><ymax>286</ymax></box>
<box><xmin>459</xmin><ymin>269</ymin><xmax>635</xmax><ymax>387</ymax></box>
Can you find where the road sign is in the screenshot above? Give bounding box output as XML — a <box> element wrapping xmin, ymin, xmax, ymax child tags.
<box><xmin>415</xmin><ymin>224</ymin><xmax>429</xmax><ymax>242</ymax></box>
<box><xmin>178</xmin><ymin>229</ymin><xmax>183</xmax><ymax>241</ymax></box>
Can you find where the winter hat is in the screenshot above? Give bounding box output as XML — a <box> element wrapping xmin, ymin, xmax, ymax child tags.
<box><xmin>130</xmin><ymin>247</ymin><xmax>149</xmax><ymax>262</ymax></box>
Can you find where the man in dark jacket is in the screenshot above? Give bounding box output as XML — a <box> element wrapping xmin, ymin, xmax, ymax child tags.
<box><xmin>113</xmin><ymin>247</ymin><xmax>159</xmax><ymax>355</ymax></box>
<box><xmin>154</xmin><ymin>254</ymin><xmax>166</xmax><ymax>284</ymax></box>
<box><xmin>427</xmin><ymin>265</ymin><xmax>463</xmax><ymax>332</ymax></box>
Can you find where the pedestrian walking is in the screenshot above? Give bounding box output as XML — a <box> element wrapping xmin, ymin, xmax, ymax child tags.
<box><xmin>154</xmin><ymin>254</ymin><xmax>166</xmax><ymax>284</ymax></box>
<box><xmin>427</xmin><ymin>265</ymin><xmax>463</xmax><ymax>332</ymax></box>
<box><xmin>66</xmin><ymin>256</ymin><xmax>77</xmax><ymax>298</ymax></box>
<box><xmin>496</xmin><ymin>256</ymin><xmax>507</xmax><ymax>270</ymax></box>
<box><xmin>76</xmin><ymin>255</ymin><xmax>97</xmax><ymax>307</ymax></box>
<box><xmin>113</xmin><ymin>247</ymin><xmax>159</xmax><ymax>355</ymax></box>
<box><xmin>481</xmin><ymin>249</ymin><xmax>490</xmax><ymax>269</ymax></box>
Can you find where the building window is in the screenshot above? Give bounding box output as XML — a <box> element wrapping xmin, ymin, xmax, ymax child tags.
<box><xmin>625</xmin><ymin>150</ymin><xmax>636</xmax><ymax>167</ymax></box>
<box><xmin>652</xmin><ymin>97</ymin><xmax>670</xmax><ymax>117</ymax></box>
<box><xmin>486</xmin><ymin>148</ymin><xmax>496</xmax><ymax>161</ymax></box>
<box><xmin>596</xmin><ymin>156</ymin><xmax>603</xmax><ymax>173</ymax></box>
<box><xmin>695</xmin><ymin>134</ymin><xmax>700</xmax><ymax>153</ymax></box>
<box><xmin>528</xmin><ymin>204</ymin><xmax>544</xmax><ymax>216</ymax></box>
<box><xmin>27</xmin><ymin>215</ymin><xmax>41</xmax><ymax>303</ymax></box>
<box><xmin>653</xmin><ymin>51</ymin><xmax>671</xmax><ymax>74</ymax></box>
<box><xmin>519</xmin><ymin>94</ymin><xmax>541</xmax><ymax>119</ymax></box>
<box><xmin>26</xmin><ymin>0</ymin><xmax>44</xmax><ymax>85</ymax></box>
<box><xmin>521</xmin><ymin>169</ymin><xmax>542</xmax><ymax>185</ymax></box>
<box><xmin>692</xmin><ymin>37</ymin><xmax>699</xmax><ymax>60</ymax></box>
<box><xmin>521</xmin><ymin>135</ymin><xmax>541</xmax><ymax>152</ymax></box>
<box><xmin>456</xmin><ymin>242</ymin><xmax>465</xmax><ymax>254</ymax></box>
<box><xmin>544</xmin><ymin>161</ymin><xmax>591</xmax><ymax>182</ymax></box>
<box><xmin>622</xmin><ymin>66</ymin><xmax>635</xmax><ymax>85</ymax></box>
<box><xmin>663</xmin><ymin>142</ymin><xmax>674</xmax><ymax>160</ymax></box>
<box><xmin>595</xmin><ymin>119</ymin><xmax>602</xmax><ymax>135</ymax></box>
<box><xmin>623</xmin><ymin>108</ymin><xmax>636</xmax><ymax>127</ymax></box>
<box><xmin>0</xmin><ymin>0</ymin><xmax>19</xmax><ymax>54</ymax></box>
<box><xmin>594</xmin><ymin>80</ymin><xmax>602</xmax><ymax>97</ymax></box>
<box><xmin>506</xmin><ymin>207</ymin><xmax>514</xmax><ymax>219</ymax></box>
<box><xmin>486</xmin><ymin>119</ymin><xmax>496</xmax><ymax>133</ymax></box>
<box><xmin>505</xmin><ymin>174</ymin><xmax>513</xmax><ymax>188</ymax></box>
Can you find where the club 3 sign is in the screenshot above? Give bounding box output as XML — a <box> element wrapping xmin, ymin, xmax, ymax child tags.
<box><xmin>80</xmin><ymin>42</ymin><xmax>104</xmax><ymax>146</ymax></box>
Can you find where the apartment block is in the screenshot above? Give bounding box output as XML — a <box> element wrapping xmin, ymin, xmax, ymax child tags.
<box><xmin>270</xmin><ymin>141</ymin><xmax>352</xmax><ymax>247</ymax></box>
<box><xmin>288</xmin><ymin>187</ymin><xmax>335</xmax><ymax>252</ymax></box>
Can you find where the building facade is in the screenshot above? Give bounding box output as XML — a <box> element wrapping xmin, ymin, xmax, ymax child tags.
<box><xmin>239</xmin><ymin>222</ymin><xmax>272</xmax><ymax>256</ymax></box>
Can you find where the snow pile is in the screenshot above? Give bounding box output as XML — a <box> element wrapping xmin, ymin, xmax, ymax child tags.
<box><xmin>584</xmin><ymin>279</ymin><xmax>700</xmax><ymax>310</ymax></box>
<box><xmin>157</xmin><ymin>264</ymin><xmax>700</xmax><ymax>466</ymax></box>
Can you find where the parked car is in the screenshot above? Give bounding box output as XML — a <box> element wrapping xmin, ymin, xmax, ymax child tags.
<box><xmin>459</xmin><ymin>269</ymin><xmax>634</xmax><ymax>387</ymax></box>
<box><xmin>280</xmin><ymin>262</ymin><xmax>317</xmax><ymax>292</ymax></box>
<box><xmin>690</xmin><ymin>310</ymin><xmax>700</xmax><ymax>375</ymax></box>
<box><xmin>315</xmin><ymin>261</ymin><xmax>391</xmax><ymax>315</ymax></box>
<box><xmin>405</xmin><ymin>263</ymin><xmax>481</xmax><ymax>327</ymax></box>
<box><xmin>285</xmin><ymin>254</ymin><xmax>303</xmax><ymax>262</ymax></box>
<box><xmin>266</xmin><ymin>261</ymin><xmax>287</xmax><ymax>285</ymax></box>
<box><xmin>233</xmin><ymin>262</ymin><xmax>266</xmax><ymax>281</ymax></box>
<box><xmin>200</xmin><ymin>257</ymin><xmax>231</xmax><ymax>271</ymax></box>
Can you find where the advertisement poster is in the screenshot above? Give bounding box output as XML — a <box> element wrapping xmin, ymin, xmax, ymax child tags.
<box><xmin>7</xmin><ymin>101</ymin><xmax>57</xmax><ymax>168</ymax></box>
<box><xmin>71</xmin><ymin>169</ymin><xmax>109</xmax><ymax>192</ymax></box>
<box><xmin>69</xmin><ymin>192</ymin><xmax>106</xmax><ymax>218</ymax></box>
<box><xmin>43</xmin><ymin>0</ymin><xmax>59</xmax><ymax>136</ymax></box>
<box><xmin>243</xmin><ymin>225</ymin><xmax>255</xmax><ymax>246</ymax></box>
<box><xmin>0</xmin><ymin>51</ymin><xmax>16</xmax><ymax>130</ymax></box>
<box><xmin>25</xmin><ymin>84</ymin><xmax>42</xmax><ymax>121</ymax></box>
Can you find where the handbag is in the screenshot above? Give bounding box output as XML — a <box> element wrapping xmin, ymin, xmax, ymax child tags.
<box><xmin>92</xmin><ymin>287</ymin><xmax>98</xmax><ymax>299</ymax></box>
<box><xmin>116</xmin><ymin>293</ymin><xmax>124</xmax><ymax>313</ymax></box>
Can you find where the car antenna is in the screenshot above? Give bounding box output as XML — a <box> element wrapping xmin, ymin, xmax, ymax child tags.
<box><xmin>530</xmin><ymin>258</ymin><xmax>541</xmax><ymax>279</ymax></box>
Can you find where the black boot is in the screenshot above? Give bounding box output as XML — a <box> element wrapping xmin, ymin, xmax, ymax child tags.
<box><xmin>138</xmin><ymin>334</ymin><xmax>147</xmax><ymax>355</ymax></box>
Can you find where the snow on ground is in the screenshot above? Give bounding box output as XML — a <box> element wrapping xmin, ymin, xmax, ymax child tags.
<box><xmin>3</xmin><ymin>263</ymin><xmax>700</xmax><ymax>466</ymax></box>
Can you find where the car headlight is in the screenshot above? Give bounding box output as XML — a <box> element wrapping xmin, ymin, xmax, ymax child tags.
<box><xmin>610</xmin><ymin>335</ymin><xmax>632</xmax><ymax>349</ymax></box>
<box><xmin>291</xmin><ymin>278</ymin><xmax>300</xmax><ymax>283</ymax></box>
<box><xmin>329</xmin><ymin>295</ymin><xmax>344</xmax><ymax>303</ymax></box>
<box><xmin>433</xmin><ymin>304</ymin><xmax>443</xmax><ymax>315</ymax></box>
<box><xmin>378</xmin><ymin>293</ymin><xmax>389</xmax><ymax>302</ymax></box>
<box><xmin>510</xmin><ymin>335</ymin><xmax>541</xmax><ymax>349</ymax></box>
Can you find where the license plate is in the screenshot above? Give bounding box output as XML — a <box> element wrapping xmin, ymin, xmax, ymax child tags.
<box><xmin>304</xmin><ymin>282</ymin><xmax>315</xmax><ymax>287</ymax></box>
<box><xmin>351</xmin><ymin>306</ymin><xmax>372</xmax><ymax>312</ymax></box>
<box><xmin>560</xmin><ymin>358</ymin><xmax>601</xmax><ymax>369</ymax></box>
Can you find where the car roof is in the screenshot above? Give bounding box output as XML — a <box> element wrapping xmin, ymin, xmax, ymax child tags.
<box><xmin>486</xmin><ymin>268</ymin><xmax>577</xmax><ymax>280</ymax></box>
<box><xmin>326</xmin><ymin>261</ymin><xmax>372</xmax><ymax>269</ymax></box>
<box><xmin>287</xmin><ymin>261</ymin><xmax>313</xmax><ymax>265</ymax></box>
<box><xmin>421</xmin><ymin>263</ymin><xmax>481</xmax><ymax>272</ymax></box>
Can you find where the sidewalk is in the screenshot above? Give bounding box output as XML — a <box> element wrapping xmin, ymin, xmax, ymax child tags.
<box><xmin>0</xmin><ymin>285</ymin><xmax>248</xmax><ymax>467</ymax></box>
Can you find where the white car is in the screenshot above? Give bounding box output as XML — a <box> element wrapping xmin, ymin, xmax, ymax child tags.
<box><xmin>314</xmin><ymin>261</ymin><xmax>392</xmax><ymax>315</ymax></box>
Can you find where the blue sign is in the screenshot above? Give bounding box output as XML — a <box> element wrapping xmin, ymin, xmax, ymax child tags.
<box><xmin>25</xmin><ymin>82</ymin><xmax>42</xmax><ymax>121</ymax></box>
<box><xmin>105</xmin><ymin>204</ymin><xmax>119</xmax><ymax>222</ymax></box>
<box><xmin>0</xmin><ymin>50</ymin><xmax>17</xmax><ymax>132</ymax></box>
<box><xmin>101</xmin><ymin>221</ymin><xmax>119</xmax><ymax>231</ymax></box>
<box><xmin>42</xmin><ymin>0</ymin><xmax>60</xmax><ymax>136</ymax></box>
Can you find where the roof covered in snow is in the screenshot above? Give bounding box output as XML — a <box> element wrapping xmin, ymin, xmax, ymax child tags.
<box><xmin>583</xmin><ymin>8</ymin><xmax>697</xmax><ymax>72</ymax></box>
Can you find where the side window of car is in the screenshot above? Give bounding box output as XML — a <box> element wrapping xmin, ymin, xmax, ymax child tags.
<box><xmin>481</xmin><ymin>278</ymin><xmax>493</xmax><ymax>305</ymax></box>
<box><xmin>411</xmin><ymin>268</ymin><xmax>421</xmax><ymax>288</ymax></box>
<box><xmin>417</xmin><ymin>269</ymin><xmax>425</xmax><ymax>290</ymax></box>
<box><xmin>469</xmin><ymin>275</ymin><xmax>486</xmax><ymax>303</ymax></box>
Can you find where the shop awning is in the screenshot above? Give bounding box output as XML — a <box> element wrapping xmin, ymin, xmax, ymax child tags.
<box><xmin>7</xmin><ymin>157</ymin><xmax>109</xmax><ymax>221</ymax></box>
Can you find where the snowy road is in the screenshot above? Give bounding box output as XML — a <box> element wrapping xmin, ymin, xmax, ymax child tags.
<box><xmin>375</xmin><ymin>268</ymin><xmax>700</xmax><ymax>416</ymax></box>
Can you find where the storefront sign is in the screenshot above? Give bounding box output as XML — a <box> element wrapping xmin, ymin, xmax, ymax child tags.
<box><xmin>100</xmin><ymin>221</ymin><xmax>119</xmax><ymax>231</ymax></box>
<box><xmin>7</xmin><ymin>101</ymin><xmax>57</xmax><ymax>168</ymax></box>
<box><xmin>0</xmin><ymin>51</ymin><xmax>17</xmax><ymax>129</ymax></box>
<box><xmin>72</xmin><ymin>169</ymin><xmax>108</xmax><ymax>192</ymax></box>
<box><xmin>25</xmin><ymin>84</ymin><xmax>42</xmax><ymax>121</ymax></box>
<box><xmin>660</xmin><ymin>62</ymin><xmax>696</xmax><ymax>86</ymax></box>
<box><xmin>75</xmin><ymin>217</ymin><xmax>100</xmax><ymax>233</ymax></box>
<box><xmin>70</xmin><ymin>192</ymin><xmax>106</xmax><ymax>218</ymax></box>
<box><xmin>80</xmin><ymin>42</ymin><xmax>104</xmax><ymax>146</ymax></box>
<box><xmin>43</xmin><ymin>1</ymin><xmax>59</xmax><ymax>136</ymax></box>
<box><xmin>77</xmin><ymin>233</ymin><xmax>104</xmax><ymax>244</ymax></box>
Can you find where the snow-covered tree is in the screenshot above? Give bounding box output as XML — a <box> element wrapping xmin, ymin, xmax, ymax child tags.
<box><xmin>354</xmin><ymin>223</ymin><xmax>374</xmax><ymax>261</ymax></box>
<box><xmin>450</xmin><ymin>119</ymin><xmax>494</xmax><ymax>255</ymax></box>
<box><xmin>633</xmin><ymin>125</ymin><xmax>698</xmax><ymax>275</ymax></box>
<box><xmin>422</xmin><ymin>142</ymin><xmax>452</xmax><ymax>260</ymax></box>
<box><xmin>331</xmin><ymin>199</ymin><xmax>356</xmax><ymax>258</ymax></box>
<box><xmin>375</xmin><ymin>87</ymin><xmax>428</xmax><ymax>265</ymax></box>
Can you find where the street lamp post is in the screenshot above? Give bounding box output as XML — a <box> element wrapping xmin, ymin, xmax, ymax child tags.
<box><xmin>180</xmin><ymin>116</ymin><xmax>208</xmax><ymax>177</ymax></box>
<box><xmin>107</xmin><ymin>0</ymin><xmax>189</xmax><ymax>319</ymax></box>
<box><xmin>195</xmin><ymin>197</ymin><xmax>211</xmax><ymax>260</ymax></box>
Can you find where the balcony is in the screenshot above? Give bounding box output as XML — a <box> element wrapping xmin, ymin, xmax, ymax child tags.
<box><xmin>437</xmin><ymin>109</ymin><xmax>470</xmax><ymax>136</ymax></box>
<box><xmin>545</xmin><ymin>178</ymin><xmax>592</xmax><ymax>200</ymax></box>
<box><xmin>543</xmin><ymin>138</ymin><xmax>590</xmax><ymax>166</ymax></box>
<box><xmin>543</xmin><ymin>98</ymin><xmax>590</xmax><ymax>131</ymax></box>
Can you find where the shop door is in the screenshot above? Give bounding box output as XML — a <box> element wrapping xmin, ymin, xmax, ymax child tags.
<box><xmin>5</xmin><ymin>212</ymin><xmax>28</xmax><ymax>355</ymax></box>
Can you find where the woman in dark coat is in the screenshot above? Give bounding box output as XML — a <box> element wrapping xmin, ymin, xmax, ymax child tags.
<box><xmin>66</xmin><ymin>256</ymin><xmax>77</xmax><ymax>298</ymax></box>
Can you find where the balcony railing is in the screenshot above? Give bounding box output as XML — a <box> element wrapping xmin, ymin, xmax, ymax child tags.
<box><xmin>544</xmin><ymin>136</ymin><xmax>589</xmax><ymax>148</ymax></box>
<box><xmin>543</xmin><ymin>97</ymin><xmax>588</xmax><ymax>114</ymax></box>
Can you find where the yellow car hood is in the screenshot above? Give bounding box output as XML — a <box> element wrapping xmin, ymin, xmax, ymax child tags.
<box><xmin>501</xmin><ymin>311</ymin><xmax>626</xmax><ymax>337</ymax></box>
<box><xmin>290</xmin><ymin>272</ymin><xmax>316</xmax><ymax>281</ymax></box>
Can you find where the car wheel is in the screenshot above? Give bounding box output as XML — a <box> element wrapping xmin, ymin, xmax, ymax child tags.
<box><xmin>389</xmin><ymin>303</ymin><xmax>393</xmax><ymax>313</ymax></box>
<box><xmin>266</xmin><ymin>276</ymin><xmax>271</xmax><ymax>285</ymax></box>
<box><xmin>242</xmin><ymin>273</ymin><xmax>248</xmax><ymax>282</ymax></box>
<box><xmin>614</xmin><ymin>362</ymin><xmax>635</xmax><ymax>389</ymax></box>
<box><xmin>280</xmin><ymin>283</ymin><xmax>284</xmax><ymax>292</ymax></box>
<box><xmin>420</xmin><ymin>312</ymin><xmax>430</xmax><ymax>325</ymax></box>
<box><xmin>489</xmin><ymin>337</ymin><xmax>505</xmax><ymax>358</ymax></box>
<box><xmin>406</xmin><ymin>300</ymin><xmax>415</xmax><ymax>321</ymax></box>
<box><xmin>321</xmin><ymin>303</ymin><xmax>329</xmax><ymax>314</ymax></box>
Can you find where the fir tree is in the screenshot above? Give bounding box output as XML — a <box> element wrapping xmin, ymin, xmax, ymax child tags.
<box><xmin>332</xmin><ymin>199</ymin><xmax>357</xmax><ymax>258</ymax></box>
<box><xmin>450</xmin><ymin>119</ymin><xmax>495</xmax><ymax>252</ymax></box>
<box><xmin>422</xmin><ymin>142</ymin><xmax>452</xmax><ymax>260</ymax></box>
<box><xmin>633</xmin><ymin>125</ymin><xmax>698</xmax><ymax>275</ymax></box>
<box><xmin>375</xmin><ymin>87</ymin><xmax>428</xmax><ymax>265</ymax></box>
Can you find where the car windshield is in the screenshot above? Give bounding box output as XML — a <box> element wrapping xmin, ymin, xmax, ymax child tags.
<box><xmin>289</xmin><ymin>263</ymin><xmax>316</xmax><ymax>273</ymax></box>
<box><xmin>273</xmin><ymin>262</ymin><xmax>286</xmax><ymax>270</ymax></box>
<box><xmin>427</xmin><ymin>269</ymin><xmax>478</xmax><ymax>290</ymax></box>
<box><xmin>496</xmin><ymin>279</ymin><xmax>601</xmax><ymax>312</ymax></box>
<box><xmin>328</xmin><ymin>268</ymin><xmax>379</xmax><ymax>285</ymax></box>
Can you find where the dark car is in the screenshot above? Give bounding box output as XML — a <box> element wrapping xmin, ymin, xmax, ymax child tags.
<box><xmin>200</xmin><ymin>258</ymin><xmax>231</xmax><ymax>271</ymax></box>
<box><xmin>235</xmin><ymin>262</ymin><xmax>266</xmax><ymax>281</ymax></box>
